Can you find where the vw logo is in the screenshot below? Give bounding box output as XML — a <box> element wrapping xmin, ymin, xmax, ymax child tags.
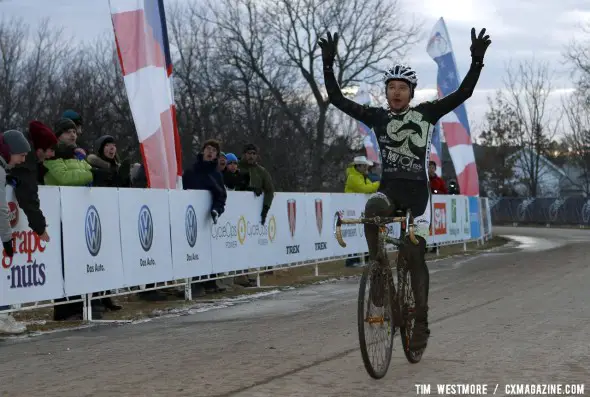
<box><xmin>85</xmin><ymin>205</ymin><xmax>102</xmax><ymax>257</ymax></box>
<box><xmin>185</xmin><ymin>205</ymin><xmax>198</xmax><ymax>248</ymax></box>
<box><xmin>138</xmin><ymin>205</ymin><xmax>154</xmax><ymax>252</ymax></box>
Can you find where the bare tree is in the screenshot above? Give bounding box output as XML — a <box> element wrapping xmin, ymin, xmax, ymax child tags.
<box><xmin>193</xmin><ymin>0</ymin><xmax>419</xmax><ymax>189</ymax></box>
<box><xmin>562</xmin><ymin>92</ymin><xmax>590</xmax><ymax>195</ymax></box>
<box><xmin>478</xmin><ymin>92</ymin><xmax>520</xmax><ymax>196</ymax></box>
<box><xmin>501</xmin><ymin>59</ymin><xmax>558</xmax><ymax>197</ymax></box>
<box><xmin>565</xmin><ymin>24</ymin><xmax>590</xmax><ymax>104</ymax></box>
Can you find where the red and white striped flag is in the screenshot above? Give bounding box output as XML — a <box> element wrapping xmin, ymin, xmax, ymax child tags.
<box><xmin>109</xmin><ymin>0</ymin><xmax>182</xmax><ymax>189</ymax></box>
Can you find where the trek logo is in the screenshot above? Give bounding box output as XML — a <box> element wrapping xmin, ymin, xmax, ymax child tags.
<box><xmin>138</xmin><ymin>205</ymin><xmax>154</xmax><ymax>252</ymax></box>
<box><xmin>315</xmin><ymin>198</ymin><xmax>323</xmax><ymax>235</ymax></box>
<box><xmin>287</xmin><ymin>199</ymin><xmax>296</xmax><ymax>238</ymax></box>
<box><xmin>85</xmin><ymin>205</ymin><xmax>102</xmax><ymax>257</ymax></box>
<box><xmin>433</xmin><ymin>202</ymin><xmax>447</xmax><ymax>235</ymax></box>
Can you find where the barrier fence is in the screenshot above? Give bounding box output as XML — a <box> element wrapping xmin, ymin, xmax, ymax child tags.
<box><xmin>489</xmin><ymin>197</ymin><xmax>590</xmax><ymax>226</ymax></box>
<box><xmin>1</xmin><ymin>187</ymin><xmax>493</xmax><ymax>319</ymax></box>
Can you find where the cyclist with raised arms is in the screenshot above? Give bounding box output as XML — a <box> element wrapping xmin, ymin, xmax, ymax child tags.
<box><xmin>318</xmin><ymin>28</ymin><xmax>491</xmax><ymax>350</ymax></box>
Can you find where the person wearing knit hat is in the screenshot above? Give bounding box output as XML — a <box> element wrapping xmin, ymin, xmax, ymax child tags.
<box><xmin>54</xmin><ymin>118</ymin><xmax>78</xmax><ymax>145</ymax></box>
<box><xmin>62</xmin><ymin>109</ymin><xmax>83</xmax><ymax>135</ymax></box>
<box><xmin>29</xmin><ymin>121</ymin><xmax>58</xmax><ymax>162</ymax></box>
<box><xmin>0</xmin><ymin>130</ymin><xmax>31</xmax><ymax>334</ymax></box>
<box><xmin>7</xmin><ymin>121</ymin><xmax>56</xmax><ymax>245</ymax></box>
<box><xmin>0</xmin><ymin>129</ymin><xmax>31</xmax><ymax>247</ymax></box>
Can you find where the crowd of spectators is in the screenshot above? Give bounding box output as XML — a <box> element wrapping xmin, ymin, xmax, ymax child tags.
<box><xmin>0</xmin><ymin>112</ymin><xmax>276</xmax><ymax>333</ymax></box>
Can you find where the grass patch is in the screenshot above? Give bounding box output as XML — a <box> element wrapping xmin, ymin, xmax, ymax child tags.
<box><xmin>8</xmin><ymin>236</ymin><xmax>506</xmax><ymax>334</ymax></box>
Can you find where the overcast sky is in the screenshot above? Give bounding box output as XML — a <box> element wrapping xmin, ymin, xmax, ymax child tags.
<box><xmin>2</xmin><ymin>0</ymin><xmax>589</xmax><ymax>140</ymax></box>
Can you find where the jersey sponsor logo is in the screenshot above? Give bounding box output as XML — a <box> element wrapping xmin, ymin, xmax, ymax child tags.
<box><xmin>381</xmin><ymin>110</ymin><xmax>432</xmax><ymax>175</ymax></box>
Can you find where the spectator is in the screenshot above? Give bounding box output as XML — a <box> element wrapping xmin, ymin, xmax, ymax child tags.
<box><xmin>45</xmin><ymin>122</ymin><xmax>112</xmax><ymax>320</ymax></box>
<box><xmin>222</xmin><ymin>153</ymin><xmax>247</xmax><ymax>191</ymax></box>
<box><xmin>239</xmin><ymin>143</ymin><xmax>275</xmax><ymax>224</ymax></box>
<box><xmin>367</xmin><ymin>161</ymin><xmax>381</xmax><ymax>182</ymax></box>
<box><xmin>62</xmin><ymin>109</ymin><xmax>83</xmax><ymax>136</ymax></box>
<box><xmin>343</xmin><ymin>156</ymin><xmax>378</xmax><ymax>267</ymax></box>
<box><xmin>86</xmin><ymin>135</ymin><xmax>127</xmax><ymax>310</ymax></box>
<box><xmin>183</xmin><ymin>139</ymin><xmax>227</xmax><ymax>296</ymax></box>
<box><xmin>87</xmin><ymin>135</ymin><xmax>130</xmax><ymax>188</ymax></box>
<box><xmin>217</xmin><ymin>152</ymin><xmax>227</xmax><ymax>173</ymax></box>
<box><xmin>235</xmin><ymin>144</ymin><xmax>275</xmax><ymax>286</ymax></box>
<box><xmin>0</xmin><ymin>129</ymin><xmax>31</xmax><ymax>334</ymax></box>
<box><xmin>428</xmin><ymin>161</ymin><xmax>447</xmax><ymax>194</ymax></box>
<box><xmin>9</xmin><ymin>121</ymin><xmax>57</xmax><ymax>243</ymax></box>
<box><xmin>344</xmin><ymin>156</ymin><xmax>380</xmax><ymax>194</ymax></box>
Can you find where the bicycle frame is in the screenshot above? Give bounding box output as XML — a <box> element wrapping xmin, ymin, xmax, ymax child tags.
<box><xmin>333</xmin><ymin>209</ymin><xmax>419</xmax><ymax>249</ymax></box>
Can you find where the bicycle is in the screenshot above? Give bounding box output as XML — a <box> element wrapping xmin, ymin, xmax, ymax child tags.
<box><xmin>334</xmin><ymin>208</ymin><xmax>425</xmax><ymax>379</ymax></box>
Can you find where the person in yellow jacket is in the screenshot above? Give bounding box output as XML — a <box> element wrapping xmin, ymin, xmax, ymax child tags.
<box><xmin>344</xmin><ymin>156</ymin><xmax>380</xmax><ymax>193</ymax></box>
<box><xmin>344</xmin><ymin>156</ymin><xmax>378</xmax><ymax>267</ymax></box>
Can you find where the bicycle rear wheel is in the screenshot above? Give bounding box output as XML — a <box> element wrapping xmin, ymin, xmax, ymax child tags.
<box><xmin>397</xmin><ymin>255</ymin><xmax>425</xmax><ymax>363</ymax></box>
<box><xmin>357</xmin><ymin>261</ymin><xmax>395</xmax><ymax>379</ymax></box>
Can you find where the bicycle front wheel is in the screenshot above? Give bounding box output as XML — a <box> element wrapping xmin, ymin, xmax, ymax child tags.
<box><xmin>357</xmin><ymin>261</ymin><xmax>395</xmax><ymax>379</ymax></box>
<box><xmin>397</xmin><ymin>257</ymin><xmax>425</xmax><ymax>363</ymax></box>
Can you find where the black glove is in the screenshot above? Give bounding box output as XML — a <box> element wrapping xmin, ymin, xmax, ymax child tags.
<box><xmin>3</xmin><ymin>240</ymin><xmax>14</xmax><ymax>258</ymax></box>
<box><xmin>211</xmin><ymin>209</ymin><xmax>219</xmax><ymax>225</ymax></box>
<box><xmin>317</xmin><ymin>31</ymin><xmax>339</xmax><ymax>70</ymax></box>
<box><xmin>470</xmin><ymin>28</ymin><xmax>491</xmax><ymax>64</ymax></box>
<box><xmin>261</xmin><ymin>205</ymin><xmax>270</xmax><ymax>225</ymax></box>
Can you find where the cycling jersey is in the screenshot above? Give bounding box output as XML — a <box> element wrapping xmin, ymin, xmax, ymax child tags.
<box><xmin>323</xmin><ymin>63</ymin><xmax>483</xmax><ymax>193</ymax></box>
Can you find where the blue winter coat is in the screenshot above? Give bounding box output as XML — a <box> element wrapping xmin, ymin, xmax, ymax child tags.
<box><xmin>182</xmin><ymin>153</ymin><xmax>227</xmax><ymax>215</ymax></box>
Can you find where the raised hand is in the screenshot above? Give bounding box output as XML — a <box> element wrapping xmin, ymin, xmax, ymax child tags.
<box><xmin>470</xmin><ymin>28</ymin><xmax>491</xmax><ymax>61</ymax></box>
<box><xmin>317</xmin><ymin>31</ymin><xmax>339</xmax><ymax>69</ymax></box>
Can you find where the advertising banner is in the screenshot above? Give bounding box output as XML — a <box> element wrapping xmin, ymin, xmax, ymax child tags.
<box><xmin>61</xmin><ymin>187</ymin><xmax>126</xmax><ymax>295</ymax></box>
<box><xmin>267</xmin><ymin>193</ymin><xmax>310</xmax><ymax>265</ymax></box>
<box><xmin>468</xmin><ymin>196</ymin><xmax>482</xmax><ymax>240</ymax></box>
<box><xmin>119</xmin><ymin>189</ymin><xmax>174</xmax><ymax>285</ymax></box>
<box><xmin>210</xmin><ymin>192</ymin><xmax>278</xmax><ymax>273</ymax></box>
<box><xmin>432</xmin><ymin>196</ymin><xmax>448</xmax><ymax>244</ymax></box>
<box><xmin>304</xmin><ymin>193</ymin><xmax>333</xmax><ymax>260</ymax></box>
<box><xmin>168</xmin><ymin>190</ymin><xmax>213</xmax><ymax>279</ymax></box>
<box><xmin>1</xmin><ymin>186</ymin><xmax>64</xmax><ymax>306</ymax></box>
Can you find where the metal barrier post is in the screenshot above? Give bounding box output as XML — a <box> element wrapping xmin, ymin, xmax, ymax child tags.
<box><xmin>184</xmin><ymin>278</ymin><xmax>192</xmax><ymax>301</ymax></box>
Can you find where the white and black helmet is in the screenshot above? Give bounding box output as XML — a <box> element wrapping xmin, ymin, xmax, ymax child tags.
<box><xmin>383</xmin><ymin>63</ymin><xmax>418</xmax><ymax>87</ymax></box>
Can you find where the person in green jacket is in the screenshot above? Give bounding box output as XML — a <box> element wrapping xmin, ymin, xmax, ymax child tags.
<box><xmin>239</xmin><ymin>143</ymin><xmax>275</xmax><ymax>224</ymax></box>
<box><xmin>344</xmin><ymin>156</ymin><xmax>380</xmax><ymax>193</ymax></box>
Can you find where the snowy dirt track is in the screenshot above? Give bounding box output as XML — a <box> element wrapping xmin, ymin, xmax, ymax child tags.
<box><xmin>1</xmin><ymin>226</ymin><xmax>589</xmax><ymax>396</ymax></box>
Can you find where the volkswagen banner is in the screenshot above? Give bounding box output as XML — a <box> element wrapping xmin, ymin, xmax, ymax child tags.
<box><xmin>119</xmin><ymin>189</ymin><xmax>174</xmax><ymax>285</ymax></box>
<box><xmin>168</xmin><ymin>190</ymin><xmax>213</xmax><ymax>278</ymax></box>
<box><xmin>61</xmin><ymin>187</ymin><xmax>126</xmax><ymax>295</ymax></box>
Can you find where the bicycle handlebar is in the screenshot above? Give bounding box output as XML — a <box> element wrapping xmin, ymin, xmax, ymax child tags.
<box><xmin>333</xmin><ymin>211</ymin><xmax>419</xmax><ymax>248</ymax></box>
